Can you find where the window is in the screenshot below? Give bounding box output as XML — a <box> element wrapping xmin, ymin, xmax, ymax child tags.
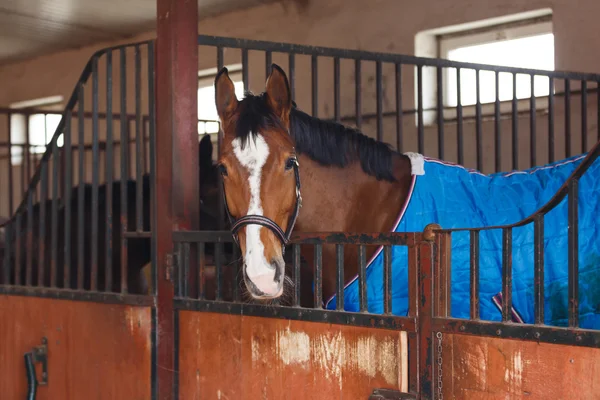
<box><xmin>440</xmin><ymin>18</ymin><xmax>554</xmax><ymax>107</ymax></box>
<box><xmin>9</xmin><ymin>96</ymin><xmax>63</xmax><ymax>165</ymax></box>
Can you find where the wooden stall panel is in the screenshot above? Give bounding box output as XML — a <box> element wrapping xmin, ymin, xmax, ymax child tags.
<box><xmin>179</xmin><ymin>312</ymin><xmax>408</xmax><ymax>400</ymax></box>
<box><xmin>0</xmin><ymin>295</ymin><xmax>152</xmax><ymax>399</ymax></box>
<box><xmin>441</xmin><ymin>333</ymin><xmax>600</xmax><ymax>400</ymax></box>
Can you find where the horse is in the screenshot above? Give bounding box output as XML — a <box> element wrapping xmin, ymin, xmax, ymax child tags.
<box><xmin>213</xmin><ymin>63</ymin><xmax>600</xmax><ymax>327</ymax></box>
<box><xmin>0</xmin><ymin>134</ymin><xmax>237</xmax><ymax>298</ymax></box>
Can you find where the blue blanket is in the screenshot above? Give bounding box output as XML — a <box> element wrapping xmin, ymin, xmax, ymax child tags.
<box><xmin>325</xmin><ymin>153</ymin><xmax>600</xmax><ymax>329</ymax></box>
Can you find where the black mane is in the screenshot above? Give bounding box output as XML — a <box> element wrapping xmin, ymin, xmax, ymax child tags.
<box><xmin>234</xmin><ymin>92</ymin><xmax>397</xmax><ymax>181</ymax></box>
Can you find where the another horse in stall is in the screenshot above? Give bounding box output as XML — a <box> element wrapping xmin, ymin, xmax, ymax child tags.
<box><xmin>0</xmin><ymin>135</ymin><xmax>237</xmax><ymax>299</ymax></box>
<box><xmin>213</xmin><ymin>63</ymin><xmax>600</xmax><ymax>328</ymax></box>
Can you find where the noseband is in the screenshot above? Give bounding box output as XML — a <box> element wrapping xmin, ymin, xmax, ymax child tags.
<box><xmin>220</xmin><ymin>156</ymin><xmax>302</xmax><ymax>250</ymax></box>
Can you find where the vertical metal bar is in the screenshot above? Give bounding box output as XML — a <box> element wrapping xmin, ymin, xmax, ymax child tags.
<box><xmin>568</xmin><ymin>180</ymin><xmax>579</xmax><ymax>328</ymax></box>
<box><xmin>25</xmin><ymin>192</ymin><xmax>33</xmax><ymax>286</ymax></box>
<box><xmin>216</xmin><ymin>47</ymin><xmax>225</xmax><ymax>232</ymax></box>
<box><xmin>358</xmin><ymin>244</ymin><xmax>367</xmax><ymax>312</ymax></box>
<box><xmin>216</xmin><ymin>47</ymin><xmax>224</xmax><ymax>70</ymax></box>
<box><xmin>38</xmin><ymin>162</ymin><xmax>48</xmax><ymax>286</ymax></box>
<box><xmin>456</xmin><ymin>68</ymin><xmax>464</xmax><ymax>165</ymax></box>
<box><xmin>233</xmin><ymin>245</ymin><xmax>241</xmax><ymax>302</ymax></box>
<box><xmin>7</xmin><ymin>115</ymin><xmax>14</xmax><ymax>216</ymax></box>
<box><xmin>215</xmin><ymin>242</ymin><xmax>223</xmax><ymax>301</ymax></box>
<box><xmin>417</xmin><ymin>65</ymin><xmax>424</xmax><ymax>154</ymax></box>
<box><xmin>25</xmin><ymin>115</ymin><xmax>30</xmax><ymax>183</ymax></box>
<box><xmin>475</xmin><ymin>69</ymin><xmax>482</xmax><ymax>171</ymax></box>
<box><xmin>383</xmin><ymin>245</ymin><xmax>392</xmax><ymax>314</ymax></box>
<box><xmin>376</xmin><ymin>60</ymin><xmax>383</xmax><ymax>142</ymax></box>
<box><xmin>334</xmin><ymin>57</ymin><xmax>341</xmax><ymax>122</ymax></box>
<box><xmin>90</xmin><ymin>57</ymin><xmax>100</xmax><ymax>291</ymax></box>
<box><xmin>119</xmin><ymin>47</ymin><xmax>129</xmax><ymax>293</ymax></box>
<box><xmin>51</xmin><ymin>140</ymin><xmax>59</xmax><ymax>288</ymax></box>
<box><xmin>311</xmin><ymin>55</ymin><xmax>318</xmax><ymax>118</ymax></box>
<box><xmin>314</xmin><ymin>243</ymin><xmax>323</xmax><ymax>308</ymax></box>
<box><xmin>395</xmin><ymin>63</ymin><xmax>403</xmax><ymax>152</ymax></box>
<box><xmin>15</xmin><ymin>212</ymin><xmax>22</xmax><ymax>285</ymax></box>
<box><xmin>63</xmin><ymin>110</ymin><xmax>72</xmax><ymax>288</ymax></box>
<box><xmin>242</xmin><ymin>49</ymin><xmax>249</xmax><ymax>91</ymax></box>
<box><xmin>77</xmin><ymin>84</ymin><xmax>85</xmax><ymax>290</ymax></box>
<box><xmin>581</xmin><ymin>80</ymin><xmax>587</xmax><ymax>153</ymax></box>
<box><xmin>548</xmin><ymin>77</ymin><xmax>555</xmax><ymax>163</ymax></box>
<box><xmin>293</xmin><ymin>244</ymin><xmax>301</xmax><ymax>307</ymax></box>
<box><xmin>502</xmin><ymin>228</ymin><xmax>513</xmax><ymax>322</ymax></box>
<box><xmin>355</xmin><ymin>59</ymin><xmax>362</xmax><ymax>129</ymax></box>
<box><xmin>197</xmin><ymin>242</ymin><xmax>205</xmax><ymax>300</ymax></box>
<box><xmin>105</xmin><ymin>51</ymin><xmax>114</xmax><ymax>291</ymax></box>
<box><xmin>534</xmin><ymin>215</ymin><xmax>544</xmax><ymax>324</ymax></box>
<box><xmin>265</xmin><ymin>51</ymin><xmax>272</xmax><ymax>79</ymax></box>
<box><xmin>470</xmin><ymin>231</ymin><xmax>480</xmax><ymax>320</ymax></box>
<box><xmin>565</xmin><ymin>79</ymin><xmax>571</xmax><ymax>157</ymax></box>
<box><xmin>288</xmin><ymin>53</ymin><xmax>295</xmax><ymax>102</ymax></box>
<box><xmin>512</xmin><ymin>73</ymin><xmax>518</xmax><ymax>171</ymax></box>
<box><xmin>335</xmin><ymin>243</ymin><xmax>344</xmax><ymax>311</ymax></box>
<box><xmin>147</xmin><ymin>42</ymin><xmax>156</xmax><ymax>295</ymax></box>
<box><xmin>495</xmin><ymin>71</ymin><xmax>501</xmax><ymax>172</ymax></box>
<box><xmin>135</xmin><ymin>45</ymin><xmax>143</xmax><ymax>232</ymax></box>
<box><xmin>530</xmin><ymin>75</ymin><xmax>537</xmax><ymax>168</ymax></box>
<box><xmin>436</xmin><ymin>66</ymin><xmax>444</xmax><ymax>159</ymax></box>
<box><xmin>182</xmin><ymin>242</ymin><xmax>190</xmax><ymax>298</ymax></box>
<box><xmin>2</xmin><ymin>223</ymin><xmax>11</xmax><ymax>285</ymax></box>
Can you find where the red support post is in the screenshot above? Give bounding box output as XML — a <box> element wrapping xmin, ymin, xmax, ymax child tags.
<box><xmin>155</xmin><ymin>0</ymin><xmax>198</xmax><ymax>398</ymax></box>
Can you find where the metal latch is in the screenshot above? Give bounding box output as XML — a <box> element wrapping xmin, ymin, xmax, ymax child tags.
<box><xmin>24</xmin><ymin>337</ymin><xmax>48</xmax><ymax>400</ymax></box>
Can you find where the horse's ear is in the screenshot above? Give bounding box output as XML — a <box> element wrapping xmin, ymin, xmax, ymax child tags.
<box><xmin>214</xmin><ymin>67</ymin><xmax>238</xmax><ymax>126</ymax></box>
<box><xmin>265</xmin><ymin>64</ymin><xmax>292</xmax><ymax>124</ymax></box>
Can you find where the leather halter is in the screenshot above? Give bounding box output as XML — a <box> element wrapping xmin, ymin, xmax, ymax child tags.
<box><xmin>220</xmin><ymin>156</ymin><xmax>302</xmax><ymax>250</ymax></box>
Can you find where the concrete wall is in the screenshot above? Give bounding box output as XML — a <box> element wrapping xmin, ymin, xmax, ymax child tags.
<box><xmin>0</xmin><ymin>0</ymin><xmax>599</xmax><ymax>216</ymax></box>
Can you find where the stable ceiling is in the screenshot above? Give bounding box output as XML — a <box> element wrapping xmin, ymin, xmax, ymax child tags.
<box><xmin>0</xmin><ymin>0</ymin><xmax>274</xmax><ymax>65</ymax></box>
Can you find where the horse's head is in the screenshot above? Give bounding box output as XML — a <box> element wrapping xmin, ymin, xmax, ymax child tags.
<box><xmin>214</xmin><ymin>64</ymin><xmax>301</xmax><ymax>300</ymax></box>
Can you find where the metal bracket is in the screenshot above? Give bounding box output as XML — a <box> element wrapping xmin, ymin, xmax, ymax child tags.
<box><xmin>164</xmin><ymin>252</ymin><xmax>178</xmax><ymax>282</ymax></box>
<box><xmin>369</xmin><ymin>389</ymin><xmax>417</xmax><ymax>400</ymax></box>
<box><xmin>24</xmin><ymin>337</ymin><xmax>48</xmax><ymax>400</ymax></box>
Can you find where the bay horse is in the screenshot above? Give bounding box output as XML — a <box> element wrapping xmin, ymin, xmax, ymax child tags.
<box><xmin>0</xmin><ymin>134</ymin><xmax>236</xmax><ymax>297</ymax></box>
<box><xmin>214</xmin><ymin>64</ymin><xmax>413</xmax><ymax>307</ymax></box>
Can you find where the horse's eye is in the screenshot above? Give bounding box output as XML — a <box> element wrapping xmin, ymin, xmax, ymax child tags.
<box><xmin>285</xmin><ymin>157</ymin><xmax>297</xmax><ymax>171</ymax></box>
<box><xmin>217</xmin><ymin>164</ymin><xmax>228</xmax><ymax>176</ymax></box>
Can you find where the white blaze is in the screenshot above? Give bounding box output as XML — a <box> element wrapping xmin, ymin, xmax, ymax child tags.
<box><xmin>232</xmin><ymin>133</ymin><xmax>278</xmax><ymax>294</ymax></box>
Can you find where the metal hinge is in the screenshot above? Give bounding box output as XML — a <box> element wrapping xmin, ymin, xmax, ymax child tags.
<box><xmin>164</xmin><ymin>252</ymin><xmax>178</xmax><ymax>282</ymax></box>
<box><xmin>24</xmin><ymin>337</ymin><xmax>49</xmax><ymax>399</ymax></box>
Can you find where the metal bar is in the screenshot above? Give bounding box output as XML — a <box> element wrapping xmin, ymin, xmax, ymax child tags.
<box><xmin>288</xmin><ymin>53</ymin><xmax>295</xmax><ymax>102</ymax></box>
<box><xmin>582</xmin><ymin>80</ymin><xmax>587</xmax><ymax>153</ymax></box>
<box><xmin>7</xmin><ymin>115</ymin><xmax>14</xmax><ymax>216</ymax></box>
<box><xmin>335</xmin><ymin>244</ymin><xmax>344</xmax><ymax>311</ymax></box>
<box><xmin>396</xmin><ymin>63</ymin><xmax>403</xmax><ymax>152</ymax></box>
<box><xmin>293</xmin><ymin>244</ymin><xmax>301</xmax><ymax>307</ymax></box>
<box><xmin>376</xmin><ymin>60</ymin><xmax>383</xmax><ymax>142</ymax></box>
<box><xmin>119</xmin><ymin>47</ymin><xmax>129</xmax><ymax>294</ymax></box>
<box><xmin>77</xmin><ymin>84</ymin><xmax>85</xmax><ymax>290</ymax></box>
<box><xmin>470</xmin><ymin>231</ymin><xmax>480</xmax><ymax>320</ymax></box>
<box><xmin>436</xmin><ymin>66</ymin><xmax>444</xmax><ymax>159</ymax></box>
<box><xmin>25</xmin><ymin>192</ymin><xmax>33</xmax><ymax>286</ymax></box>
<box><xmin>383</xmin><ymin>245</ymin><xmax>392</xmax><ymax>314</ymax></box>
<box><xmin>232</xmin><ymin>246</ymin><xmax>241</xmax><ymax>302</ymax></box>
<box><xmin>355</xmin><ymin>59</ymin><xmax>362</xmax><ymax>128</ymax></box>
<box><xmin>476</xmin><ymin>69</ymin><xmax>482</xmax><ymax>171</ymax></box>
<box><xmin>568</xmin><ymin>179</ymin><xmax>579</xmax><ymax>328</ymax></box>
<box><xmin>63</xmin><ymin>110</ymin><xmax>72</xmax><ymax>289</ymax></box>
<box><xmin>512</xmin><ymin>73</ymin><xmax>518</xmax><ymax>170</ymax></box>
<box><xmin>358</xmin><ymin>244</ymin><xmax>367</xmax><ymax>312</ymax></box>
<box><xmin>416</xmin><ymin>241</ymin><xmax>434</xmax><ymax>399</ymax></box>
<box><xmin>334</xmin><ymin>57</ymin><xmax>341</xmax><ymax>122</ymax></box>
<box><xmin>314</xmin><ymin>244</ymin><xmax>323</xmax><ymax>308</ymax></box>
<box><xmin>242</xmin><ymin>49</ymin><xmax>249</xmax><ymax>91</ymax></box>
<box><xmin>197</xmin><ymin>242</ymin><xmax>205</xmax><ymax>300</ymax></box>
<box><xmin>502</xmin><ymin>228</ymin><xmax>513</xmax><ymax>322</ymax></box>
<box><xmin>2</xmin><ymin>224</ymin><xmax>11</xmax><ymax>285</ymax></box>
<box><xmin>38</xmin><ymin>162</ymin><xmax>48</xmax><ymax>287</ymax></box>
<box><xmin>456</xmin><ymin>68</ymin><xmax>464</xmax><ymax>165</ymax></box>
<box><xmin>534</xmin><ymin>215</ymin><xmax>544</xmax><ymax>324</ymax></box>
<box><xmin>565</xmin><ymin>79</ymin><xmax>571</xmax><ymax>157</ymax></box>
<box><xmin>147</xmin><ymin>42</ymin><xmax>156</xmax><ymax>296</ymax></box>
<box><xmin>311</xmin><ymin>55</ymin><xmax>318</xmax><ymax>117</ymax></box>
<box><xmin>495</xmin><ymin>71</ymin><xmax>501</xmax><ymax>172</ymax></box>
<box><xmin>265</xmin><ymin>51</ymin><xmax>272</xmax><ymax>79</ymax></box>
<box><xmin>0</xmin><ymin>285</ymin><xmax>155</xmax><ymax>306</ymax></box>
<box><xmin>530</xmin><ymin>75</ymin><xmax>537</xmax><ymax>167</ymax></box>
<box><xmin>417</xmin><ymin>65</ymin><xmax>424</xmax><ymax>154</ymax></box>
<box><xmin>548</xmin><ymin>77</ymin><xmax>555</xmax><ymax>162</ymax></box>
<box><xmin>175</xmin><ymin>298</ymin><xmax>416</xmax><ymax>332</ymax></box>
<box><xmin>182</xmin><ymin>242</ymin><xmax>190</xmax><ymax>298</ymax></box>
<box><xmin>215</xmin><ymin>242</ymin><xmax>223</xmax><ymax>301</ymax></box>
<box><xmin>105</xmin><ymin>51</ymin><xmax>114</xmax><ymax>292</ymax></box>
<box><xmin>91</xmin><ymin>57</ymin><xmax>100</xmax><ymax>291</ymax></box>
<box><xmin>135</xmin><ymin>45</ymin><xmax>143</xmax><ymax>232</ymax></box>
<box><xmin>216</xmin><ymin>47</ymin><xmax>225</xmax><ymax>232</ymax></box>
<box><xmin>51</xmin><ymin>142</ymin><xmax>59</xmax><ymax>288</ymax></box>
<box><xmin>15</xmin><ymin>213</ymin><xmax>21</xmax><ymax>285</ymax></box>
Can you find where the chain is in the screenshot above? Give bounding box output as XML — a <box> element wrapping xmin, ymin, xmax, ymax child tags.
<box><xmin>436</xmin><ymin>331</ymin><xmax>443</xmax><ymax>400</ymax></box>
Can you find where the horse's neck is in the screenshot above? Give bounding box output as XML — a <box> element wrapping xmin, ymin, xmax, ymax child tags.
<box><xmin>295</xmin><ymin>154</ymin><xmax>412</xmax><ymax>234</ymax></box>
